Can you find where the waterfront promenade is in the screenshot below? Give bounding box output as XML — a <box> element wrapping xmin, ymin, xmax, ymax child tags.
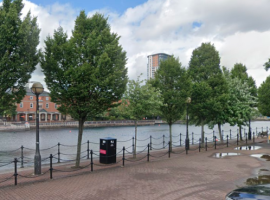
<box><xmin>0</xmin><ymin>139</ymin><xmax>269</xmax><ymax>200</ymax></box>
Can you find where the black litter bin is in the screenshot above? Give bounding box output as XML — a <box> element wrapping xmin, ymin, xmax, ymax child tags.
<box><xmin>100</xmin><ymin>137</ymin><xmax>117</xmax><ymax>164</ymax></box>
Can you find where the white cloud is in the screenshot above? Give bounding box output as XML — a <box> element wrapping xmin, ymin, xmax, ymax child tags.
<box><xmin>12</xmin><ymin>0</ymin><xmax>270</xmax><ymax>88</ymax></box>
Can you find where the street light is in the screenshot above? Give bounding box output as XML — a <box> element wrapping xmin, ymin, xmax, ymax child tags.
<box><xmin>31</xmin><ymin>82</ymin><xmax>44</xmax><ymax>175</ymax></box>
<box><xmin>185</xmin><ymin>97</ymin><xmax>191</xmax><ymax>151</ymax></box>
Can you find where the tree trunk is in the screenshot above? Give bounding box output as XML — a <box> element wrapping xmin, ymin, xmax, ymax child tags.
<box><xmin>218</xmin><ymin>123</ymin><xmax>223</xmax><ymax>142</ymax></box>
<box><xmin>239</xmin><ymin>125</ymin><xmax>243</xmax><ymax>141</ymax></box>
<box><xmin>133</xmin><ymin>120</ymin><xmax>137</xmax><ymax>158</ymax></box>
<box><xmin>75</xmin><ymin>119</ymin><xmax>85</xmax><ymax>167</ymax></box>
<box><xmin>169</xmin><ymin>123</ymin><xmax>172</xmax><ymax>152</ymax></box>
<box><xmin>201</xmin><ymin>122</ymin><xmax>205</xmax><ymax>144</ymax></box>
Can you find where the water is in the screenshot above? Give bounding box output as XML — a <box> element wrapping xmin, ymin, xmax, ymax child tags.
<box><xmin>0</xmin><ymin>121</ymin><xmax>269</xmax><ymax>171</ymax></box>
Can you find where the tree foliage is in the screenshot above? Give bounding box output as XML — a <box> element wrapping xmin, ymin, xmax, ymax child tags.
<box><xmin>188</xmin><ymin>42</ymin><xmax>226</xmax><ymax>142</ymax></box>
<box><xmin>150</xmin><ymin>56</ymin><xmax>190</xmax><ymax>150</ymax></box>
<box><xmin>123</xmin><ymin>75</ymin><xmax>162</xmax><ymax>156</ymax></box>
<box><xmin>40</xmin><ymin>12</ymin><xmax>128</xmax><ymax>167</ymax></box>
<box><xmin>258</xmin><ymin>76</ymin><xmax>270</xmax><ymax>116</ymax></box>
<box><xmin>0</xmin><ymin>0</ymin><xmax>40</xmax><ymax>112</ymax></box>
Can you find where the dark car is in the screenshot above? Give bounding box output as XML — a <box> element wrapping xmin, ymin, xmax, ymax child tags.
<box><xmin>225</xmin><ymin>184</ymin><xmax>270</xmax><ymax>200</ymax></box>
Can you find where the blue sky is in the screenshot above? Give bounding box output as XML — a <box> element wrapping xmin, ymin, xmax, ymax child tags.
<box><xmin>27</xmin><ymin>0</ymin><xmax>148</xmax><ymax>14</ymax></box>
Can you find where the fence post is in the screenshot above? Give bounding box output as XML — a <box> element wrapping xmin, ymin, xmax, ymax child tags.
<box><xmin>90</xmin><ymin>150</ymin><xmax>93</xmax><ymax>172</ymax></box>
<box><xmin>205</xmin><ymin>137</ymin><xmax>207</xmax><ymax>151</ymax></box>
<box><xmin>226</xmin><ymin>135</ymin><xmax>229</xmax><ymax>147</ymax></box>
<box><xmin>192</xmin><ymin>132</ymin><xmax>194</xmax><ymax>145</ymax></box>
<box><xmin>132</xmin><ymin>137</ymin><xmax>135</xmax><ymax>153</ymax></box>
<box><xmin>246</xmin><ymin>133</ymin><xmax>248</xmax><ymax>145</ymax></box>
<box><xmin>87</xmin><ymin>140</ymin><xmax>90</xmax><ymax>159</ymax></box>
<box><xmin>163</xmin><ymin>135</ymin><xmax>165</xmax><ymax>148</ymax></box>
<box><xmin>213</xmin><ymin>131</ymin><xmax>215</xmax><ymax>142</ymax></box>
<box><xmin>256</xmin><ymin>127</ymin><xmax>257</xmax><ymax>136</ymax></box>
<box><xmin>50</xmin><ymin>154</ymin><xmax>53</xmax><ymax>179</ymax></box>
<box><xmin>58</xmin><ymin>142</ymin><xmax>60</xmax><ymax>163</ymax></box>
<box><xmin>237</xmin><ymin>134</ymin><xmax>239</xmax><ymax>146</ymax></box>
<box><xmin>147</xmin><ymin>144</ymin><xmax>150</xmax><ymax>162</ymax></box>
<box><xmin>150</xmin><ymin>136</ymin><xmax>152</xmax><ymax>150</ymax></box>
<box><xmin>14</xmin><ymin>158</ymin><xmax>18</xmax><ymax>186</ymax></box>
<box><xmin>122</xmin><ymin>146</ymin><xmax>125</xmax><ymax>167</ymax></box>
<box><xmin>20</xmin><ymin>145</ymin><xmax>24</xmax><ymax>168</ymax></box>
<box><xmin>180</xmin><ymin>133</ymin><xmax>182</xmax><ymax>146</ymax></box>
<box><xmin>168</xmin><ymin>141</ymin><xmax>171</xmax><ymax>158</ymax></box>
<box><xmin>199</xmin><ymin>138</ymin><xmax>201</xmax><ymax>152</ymax></box>
<box><xmin>230</xmin><ymin>130</ymin><xmax>232</xmax><ymax>140</ymax></box>
<box><xmin>214</xmin><ymin>136</ymin><xmax>217</xmax><ymax>149</ymax></box>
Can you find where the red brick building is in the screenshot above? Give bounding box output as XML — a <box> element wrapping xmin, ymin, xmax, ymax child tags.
<box><xmin>15</xmin><ymin>84</ymin><xmax>62</xmax><ymax>122</ymax></box>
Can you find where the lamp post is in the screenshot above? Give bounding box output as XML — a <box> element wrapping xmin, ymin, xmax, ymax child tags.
<box><xmin>185</xmin><ymin>97</ymin><xmax>191</xmax><ymax>151</ymax></box>
<box><xmin>31</xmin><ymin>82</ymin><xmax>44</xmax><ymax>175</ymax></box>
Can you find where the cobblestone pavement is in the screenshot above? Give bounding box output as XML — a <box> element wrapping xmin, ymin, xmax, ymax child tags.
<box><xmin>1</xmin><ymin>140</ymin><xmax>270</xmax><ymax>200</ymax></box>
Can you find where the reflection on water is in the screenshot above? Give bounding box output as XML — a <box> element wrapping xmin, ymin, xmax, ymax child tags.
<box><xmin>213</xmin><ymin>152</ymin><xmax>241</xmax><ymax>158</ymax></box>
<box><xmin>235</xmin><ymin>146</ymin><xmax>261</xmax><ymax>150</ymax></box>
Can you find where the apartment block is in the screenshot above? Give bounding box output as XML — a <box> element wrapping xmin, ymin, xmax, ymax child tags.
<box><xmin>147</xmin><ymin>53</ymin><xmax>171</xmax><ymax>79</ymax></box>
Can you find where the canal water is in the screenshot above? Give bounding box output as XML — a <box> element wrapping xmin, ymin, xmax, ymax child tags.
<box><xmin>0</xmin><ymin>121</ymin><xmax>269</xmax><ymax>171</ymax></box>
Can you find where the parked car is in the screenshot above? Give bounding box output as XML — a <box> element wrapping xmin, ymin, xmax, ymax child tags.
<box><xmin>225</xmin><ymin>184</ymin><xmax>270</xmax><ymax>199</ymax></box>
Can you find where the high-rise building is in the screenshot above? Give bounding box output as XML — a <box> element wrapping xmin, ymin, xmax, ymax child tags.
<box><xmin>147</xmin><ymin>53</ymin><xmax>171</xmax><ymax>79</ymax></box>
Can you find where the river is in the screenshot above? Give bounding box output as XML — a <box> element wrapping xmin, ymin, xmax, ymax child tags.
<box><xmin>0</xmin><ymin>121</ymin><xmax>269</xmax><ymax>171</ymax></box>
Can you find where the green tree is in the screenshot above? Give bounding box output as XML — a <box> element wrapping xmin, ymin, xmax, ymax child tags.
<box><xmin>123</xmin><ymin>75</ymin><xmax>162</xmax><ymax>157</ymax></box>
<box><xmin>150</xmin><ymin>56</ymin><xmax>190</xmax><ymax>151</ymax></box>
<box><xmin>0</xmin><ymin>0</ymin><xmax>40</xmax><ymax>111</ymax></box>
<box><xmin>231</xmin><ymin>63</ymin><xmax>257</xmax><ymax>139</ymax></box>
<box><xmin>258</xmin><ymin>76</ymin><xmax>270</xmax><ymax>116</ymax></box>
<box><xmin>188</xmin><ymin>43</ymin><xmax>225</xmax><ymax>142</ymax></box>
<box><xmin>224</xmin><ymin>69</ymin><xmax>257</xmax><ymax>140</ymax></box>
<box><xmin>40</xmin><ymin>12</ymin><xmax>128</xmax><ymax>167</ymax></box>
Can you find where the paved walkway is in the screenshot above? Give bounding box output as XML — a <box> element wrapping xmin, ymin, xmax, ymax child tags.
<box><xmin>1</xmin><ymin>139</ymin><xmax>270</xmax><ymax>200</ymax></box>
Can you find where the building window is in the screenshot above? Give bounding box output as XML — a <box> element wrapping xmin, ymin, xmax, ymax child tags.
<box><xmin>46</xmin><ymin>103</ymin><xmax>49</xmax><ymax>108</ymax></box>
<box><xmin>46</xmin><ymin>97</ymin><xmax>49</xmax><ymax>101</ymax></box>
<box><xmin>30</xmin><ymin>96</ymin><xmax>33</xmax><ymax>100</ymax></box>
<box><xmin>30</xmin><ymin>103</ymin><xmax>33</xmax><ymax>108</ymax></box>
<box><xmin>55</xmin><ymin>104</ymin><xmax>57</xmax><ymax>108</ymax></box>
<box><xmin>39</xmin><ymin>105</ymin><xmax>42</xmax><ymax>109</ymax></box>
<box><xmin>20</xmin><ymin>102</ymin><xmax>23</xmax><ymax>108</ymax></box>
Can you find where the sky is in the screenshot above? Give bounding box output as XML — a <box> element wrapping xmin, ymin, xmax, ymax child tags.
<box><xmin>2</xmin><ymin>0</ymin><xmax>270</xmax><ymax>90</ymax></box>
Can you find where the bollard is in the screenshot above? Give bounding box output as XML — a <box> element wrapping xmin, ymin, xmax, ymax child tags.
<box><xmin>150</xmin><ymin>136</ymin><xmax>152</xmax><ymax>150</ymax></box>
<box><xmin>20</xmin><ymin>145</ymin><xmax>24</xmax><ymax>168</ymax></box>
<box><xmin>237</xmin><ymin>134</ymin><xmax>239</xmax><ymax>146</ymax></box>
<box><xmin>163</xmin><ymin>135</ymin><xmax>165</xmax><ymax>148</ymax></box>
<box><xmin>147</xmin><ymin>144</ymin><xmax>150</xmax><ymax>162</ymax></box>
<box><xmin>199</xmin><ymin>138</ymin><xmax>201</xmax><ymax>152</ymax></box>
<box><xmin>168</xmin><ymin>141</ymin><xmax>171</xmax><ymax>158</ymax></box>
<box><xmin>214</xmin><ymin>136</ymin><xmax>217</xmax><ymax>149</ymax></box>
<box><xmin>90</xmin><ymin>150</ymin><xmax>93</xmax><ymax>172</ymax></box>
<box><xmin>226</xmin><ymin>135</ymin><xmax>229</xmax><ymax>147</ymax></box>
<box><xmin>213</xmin><ymin>131</ymin><xmax>215</xmax><ymax>142</ymax></box>
<box><xmin>180</xmin><ymin>133</ymin><xmax>182</xmax><ymax>146</ymax></box>
<box><xmin>14</xmin><ymin>158</ymin><xmax>18</xmax><ymax>186</ymax></box>
<box><xmin>58</xmin><ymin>142</ymin><xmax>60</xmax><ymax>163</ymax></box>
<box><xmin>205</xmin><ymin>137</ymin><xmax>208</xmax><ymax>150</ymax></box>
<box><xmin>87</xmin><ymin>140</ymin><xmax>90</xmax><ymax>159</ymax></box>
<box><xmin>50</xmin><ymin>154</ymin><xmax>53</xmax><ymax>179</ymax></box>
<box><xmin>192</xmin><ymin>132</ymin><xmax>194</xmax><ymax>145</ymax></box>
<box><xmin>132</xmin><ymin>137</ymin><xmax>135</xmax><ymax>153</ymax></box>
<box><xmin>122</xmin><ymin>146</ymin><xmax>125</xmax><ymax>167</ymax></box>
<box><xmin>230</xmin><ymin>130</ymin><xmax>232</xmax><ymax>140</ymax></box>
<box><xmin>246</xmin><ymin>133</ymin><xmax>248</xmax><ymax>145</ymax></box>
